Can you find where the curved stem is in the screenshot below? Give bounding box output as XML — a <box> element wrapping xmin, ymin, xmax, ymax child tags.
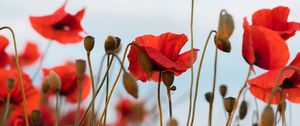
<box><xmin>167</xmin><ymin>86</ymin><xmax>173</xmax><ymax>119</ymax></box>
<box><xmin>32</xmin><ymin>41</ymin><xmax>52</xmax><ymax>81</ymax></box>
<box><xmin>189</xmin><ymin>30</ymin><xmax>217</xmax><ymax>126</ymax></box>
<box><xmin>0</xmin><ymin>26</ymin><xmax>29</xmax><ymax>126</ymax></box>
<box><xmin>226</xmin><ymin>65</ymin><xmax>252</xmax><ymax>126</ymax></box>
<box><xmin>208</xmin><ymin>47</ymin><xmax>218</xmax><ymax>126</ymax></box>
<box><xmin>157</xmin><ymin>71</ymin><xmax>163</xmax><ymax>126</ymax></box>
<box><xmin>103</xmin><ymin>55</ymin><xmax>110</xmax><ymax>126</ymax></box>
<box><xmin>87</xmin><ymin>52</ymin><xmax>96</xmax><ymax>126</ymax></box>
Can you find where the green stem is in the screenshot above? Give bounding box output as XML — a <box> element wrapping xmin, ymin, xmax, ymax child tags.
<box><xmin>167</xmin><ymin>86</ymin><xmax>173</xmax><ymax>119</ymax></box>
<box><xmin>189</xmin><ymin>30</ymin><xmax>216</xmax><ymax>126</ymax></box>
<box><xmin>87</xmin><ymin>52</ymin><xmax>96</xmax><ymax>126</ymax></box>
<box><xmin>158</xmin><ymin>71</ymin><xmax>163</xmax><ymax>126</ymax></box>
<box><xmin>0</xmin><ymin>26</ymin><xmax>29</xmax><ymax>126</ymax></box>
<box><xmin>104</xmin><ymin>55</ymin><xmax>110</xmax><ymax>126</ymax></box>
<box><xmin>208</xmin><ymin>47</ymin><xmax>218</xmax><ymax>126</ymax></box>
<box><xmin>32</xmin><ymin>41</ymin><xmax>52</xmax><ymax>81</ymax></box>
<box><xmin>75</xmin><ymin>77</ymin><xmax>82</xmax><ymax>126</ymax></box>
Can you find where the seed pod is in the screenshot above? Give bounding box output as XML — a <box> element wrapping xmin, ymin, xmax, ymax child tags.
<box><xmin>162</xmin><ymin>71</ymin><xmax>174</xmax><ymax>87</ymax></box>
<box><xmin>219</xmin><ymin>84</ymin><xmax>227</xmax><ymax>97</ymax></box>
<box><xmin>205</xmin><ymin>92</ymin><xmax>212</xmax><ymax>103</ymax></box>
<box><xmin>224</xmin><ymin>97</ymin><xmax>236</xmax><ymax>113</ymax></box>
<box><xmin>42</xmin><ymin>77</ymin><xmax>50</xmax><ymax>94</ymax></box>
<box><xmin>104</xmin><ymin>35</ymin><xmax>118</xmax><ymax>53</ymax></box>
<box><xmin>167</xmin><ymin>118</ymin><xmax>178</xmax><ymax>126</ymax></box>
<box><xmin>48</xmin><ymin>71</ymin><xmax>61</xmax><ymax>91</ymax></box>
<box><xmin>260</xmin><ymin>105</ymin><xmax>274</xmax><ymax>126</ymax></box>
<box><xmin>6</xmin><ymin>78</ymin><xmax>14</xmax><ymax>91</ymax></box>
<box><xmin>114</xmin><ymin>37</ymin><xmax>122</xmax><ymax>53</ymax></box>
<box><xmin>75</xmin><ymin>59</ymin><xmax>86</xmax><ymax>78</ymax></box>
<box><xmin>138</xmin><ymin>51</ymin><xmax>153</xmax><ymax>76</ymax></box>
<box><xmin>239</xmin><ymin>100</ymin><xmax>248</xmax><ymax>120</ymax></box>
<box><xmin>123</xmin><ymin>72</ymin><xmax>138</xmax><ymax>98</ymax></box>
<box><xmin>170</xmin><ymin>86</ymin><xmax>176</xmax><ymax>91</ymax></box>
<box><xmin>31</xmin><ymin>109</ymin><xmax>41</xmax><ymax>123</ymax></box>
<box><xmin>84</xmin><ymin>35</ymin><xmax>95</xmax><ymax>53</ymax></box>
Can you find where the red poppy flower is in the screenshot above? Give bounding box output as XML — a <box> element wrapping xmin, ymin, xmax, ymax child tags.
<box><xmin>10</xmin><ymin>42</ymin><xmax>41</xmax><ymax>67</ymax></box>
<box><xmin>252</xmin><ymin>6</ymin><xmax>300</xmax><ymax>40</ymax></box>
<box><xmin>0</xmin><ymin>35</ymin><xmax>11</xmax><ymax>68</ymax></box>
<box><xmin>242</xmin><ymin>18</ymin><xmax>290</xmax><ymax>70</ymax></box>
<box><xmin>127</xmin><ymin>32</ymin><xmax>199</xmax><ymax>82</ymax></box>
<box><xmin>42</xmin><ymin>63</ymin><xmax>91</xmax><ymax>103</ymax></box>
<box><xmin>59</xmin><ymin>108</ymin><xmax>88</xmax><ymax>126</ymax></box>
<box><xmin>249</xmin><ymin>53</ymin><xmax>300</xmax><ymax>104</ymax></box>
<box><xmin>30</xmin><ymin>2</ymin><xmax>85</xmax><ymax>44</ymax></box>
<box><xmin>8</xmin><ymin>106</ymin><xmax>54</xmax><ymax>126</ymax></box>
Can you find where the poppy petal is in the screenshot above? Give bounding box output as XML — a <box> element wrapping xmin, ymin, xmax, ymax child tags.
<box><xmin>250</xmin><ymin>86</ymin><xmax>283</xmax><ymax>104</ymax></box>
<box><xmin>65</xmin><ymin>74</ymin><xmax>91</xmax><ymax>103</ymax></box>
<box><xmin>286</xmin><ymin>88</ymin><xmax>300</xmax><ymax>103</ymax></box>
<box><xmin>18</xmin><ymin>42</ymin><xmax>40</xmax><ymax>66</ymax></box>
<box><xmin>75</xmin><ymin>8</ymin><xmax>85</xmax><ymax>21</ymax></box>
<box><xmin>175</xmin><ymin>49</ymin><xmax>199</xmax><ymax>72</ymax></box>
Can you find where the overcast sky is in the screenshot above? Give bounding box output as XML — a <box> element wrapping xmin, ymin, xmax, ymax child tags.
<box><xmin>1</xmin><ymin>0</ymin><xmax>300</xmax><ymax>125</ymax></box>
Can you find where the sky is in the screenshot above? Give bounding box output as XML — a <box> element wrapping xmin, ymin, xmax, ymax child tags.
<box><xmin>1</xmin><ymin>0</ymin><xmax>300</xmax><ymax>125</ymax></box>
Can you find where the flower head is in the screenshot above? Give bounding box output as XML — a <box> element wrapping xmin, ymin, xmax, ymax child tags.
<box><xmin>127</xmin><ymin>32</ymin><xmax>198</xmax><ymax>82</ymax></box>
<box><xmin>30</xmin><ymin>2</ymin><xmax>85</xmax><ymax>44</ymax></box>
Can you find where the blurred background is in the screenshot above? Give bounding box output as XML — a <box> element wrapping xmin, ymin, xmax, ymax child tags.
<box><xmin>1</xmin><ymin>0</ymin><xmax>300</xmax><ymax>125</ymax></box>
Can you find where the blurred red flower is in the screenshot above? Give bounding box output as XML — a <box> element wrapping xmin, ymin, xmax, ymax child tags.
<box><xmin>30</xmin><ymin>2</ymin><xmax>85</xmax><ymax>44</ymax></box>
<box><xmin>249</xmin><ymin>53</ymin><xmax>300</xmax><ymax>104</ymax></box>
<box><xmin>59</xmin><ymin>108</ymin><xmax>88</xmax><ymax>126</ymax></box>
<box><xmin>252</xmin><ymin>6</ymin><xmax>300</xmax><ymax>40</ymax></box>
<box><xmin>127</xmin><ymin>32</ymin><xmax>198</xmax><ymax>82</ymax></box>
<box><xmin>242</xmin><ymin>18</ymin><xmax>290</xmax><ymax>71</ymax></box>
<box><xmin>42</xmin><ymin>63</ymin><xmax>90</xmax><ymax>103</ymax></box>
<box><xmin>0</xmin><ymin>36</ymin><xmax>10</xmax><ymax>68</ymax></box>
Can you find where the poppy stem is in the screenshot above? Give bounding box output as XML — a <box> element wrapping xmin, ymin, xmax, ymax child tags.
<box><xmin>2</xmin><ymin>90</ymin><xmax>11</xmax><ymax>126</ymax></box>
<box><xmin>0</xmin><ymin>26</ymin><xmax>29</xmax><ymax>126</ymax></box>
<box><xmin>75</xmin><ymin>77</ymin><xmax>83</xmax><ymax>126</ymax></box>
<box><xmin>166</xmin><ymin>86</ymin><xmax>173</xmax><ymax>119</ymax></box>
<box><xmin>157</xmin><ymin>71</ymin><xmax>163</xmax><ymax>126</ymax></box>
<box><xmin>208</xmin><ymin>47</ymin><xmax>218</xmax><ymax>126</ymax></box>
<box><xmin>186</xmin><ymin>0</ymin><xmax>195</xmax><ymax>124</ymax></box>
<box><xmin>86</xmin><ymin>52</ymin><xmax>96</xmax><ymax>126</ymax></box>
<box><xmin>226</xmin><ymin>65</ymin><xmax>252</xmax><ymax>126</ymax></box>
<box><xmin>103</xmin><ymin>55</ymin><xmax>110</xmax><ymax>126</ymax></box>
<box><xmin>189</xmin><ymin>30</ymin><xmax>216</xmax><ymax>126</ymax></box>
<box><xmin>55</xmin><ymin>91</ymin><xmax>60</xmax><ymax>126</ymax></box>
<box><xmin>32</xmin><ymin>41</ymin><xmax>52</xmax><ymax>81</ymax></box>
<box><xmin>254</xmin><ymin>97</ymin><xmax>260</xmax><ymax>123</ymax></box>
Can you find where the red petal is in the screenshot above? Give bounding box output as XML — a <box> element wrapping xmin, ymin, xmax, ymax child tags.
<box><xmin>75</xmin><ymin>8</ymin><xmax>85</xmax><ymax>21</ymax></box>
<box><xmin>250</xmin><ymin>86</ymin><xmax>283</xmax><ymax>104</ymax></box>
<box><xmin>19</xmin><ymin>42</ymin><xmax>40</xmax><ymax>66</ymax></box>
<box><xmin>175</xmin><ymin>49</ymin><xmax>199</xmax><ymax>73</ymax></box>
<box><xmin>65</xmin><ymin>74</ymin><xmax>91</xmax><ymax>103</ymax></box>
<box><xmin>286</xmin><ymin>88</ymin><xmax>300</xmax><ymax>103</ymax></box>
<box><xmin>242</xmin><ymin>18</ymin><xmax>255</xmax><ymax>65</ymax></box>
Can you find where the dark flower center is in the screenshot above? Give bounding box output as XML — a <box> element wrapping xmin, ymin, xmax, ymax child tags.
<box><xmin>53</xmin><ymin>23</ymin><xmax>71</xmax><ymax>31</ymax></box>
<box><xmin>280</xmin><ymin>79</ymin><xmax>294</xmax><ymax>89</ymax></box>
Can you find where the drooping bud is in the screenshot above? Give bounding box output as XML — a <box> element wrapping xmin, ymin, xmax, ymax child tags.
<box><xmin>75</xmin><ymin>59</ymin><xmax>86</xmax><ymax>78</ymax></box>
<box><xmin>224</xmin><ymin>97</ymin><xmax>236</xmax><ymax>113</ymax></box>
<box><xmin>260</xmin><ymin>105</ymin><xmax>274</xmax><ymax>126</ymax></box>
<box><xmin>48</xmin><ymin>71</ymin><xmax>61</xmax><ymax>91</ymax></box>
<box><xmin>215</xmin><ymin>10</ymin><xmax>234</xmax><ymax>53</ymax></box>
<box><xmin>205</xmin><ymin>92</ymin><xmax>212</xmax><ymax>103</ymax></box>
<box><xmin>84</xmin><ymin>35</ymin><xmax>95</xmax><ymax>53</ymax></box>
<box><xmin>239</xmin><ymin>100</ymin><xmax>248</xmax><ymax>120</ymax></box>
<box><xmin>114</xmin><ymin>37</ymin><xmax>122</xmax><ymax>53</ymax></box>
<box><xmin>167</xmin><ymin>118</ymin><xmax>178</xmax><ymax>126</ymax></box>
<box><xmin>104</xmin><ymin>35</ymin><xmax>118</xmax><ymax>53</ymax></box>
<box><xmin>219</xmin><ymin>84</ymin><xmax>227</xmax><ymax>97</ymax></box>
<box><xmin>138</xmin><ymin>51</ymin><xmax>153</xmax><ymax>76</ymax></box>
<box><xmin>170</xmin><ymin>86</ymin><xmax>176</xmax><ymax>91</ymax></box>
<box><xmin>162</xmin><ymin>71</ymin><xmax>174</xmax><ymax>87</ymax></box>
<box><xmin>6</xmin><ymin>78</ymin><xmax>15</xmax><ymax>91</ymax></box>
<box><xmin>41</xmin><ymin>77</ymin><xmax>50</xmax><ymax>94</ymax></box>
<box><xmin>123</xmin><ymin>72</ymin><xmax>138</xmax><ymax>98</ymax></box>
<box><xmin>31</xmin><ymin>109</ymin><xmax>41</xmax><ymax>123</ymax></box>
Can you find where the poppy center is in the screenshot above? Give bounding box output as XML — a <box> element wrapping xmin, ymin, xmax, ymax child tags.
<box><xmin>53</xmin><ymin>23</ymin><xmax>71</xmax><ymax>31</ymax></box>
<box><xmin>280</xmin><ymin>79</ymin><xmax>294</xmax><ymax>89</ymax></box>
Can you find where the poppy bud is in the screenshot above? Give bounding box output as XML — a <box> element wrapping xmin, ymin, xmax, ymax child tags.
<box><xmin>42</xmin><ymin>77</ymin><xmax>50</xmax><ymax>94</ymax></box>
<box><xmin>219</xmin><ymin>84</ymin><xmax>227</xmax><ymax>97</ymax></box>
<box><xmin>114</xmin><ymin>37</ymin><xmax>122</xmax><ymax>53</ymax></box>
<box><xmin>239</xmin><ymin>100</ymin><xmax>248</xmax><ymax>120</ymax></box>
<box><xmin>123</xmin><ymin>72</ymin><xmax>138</xmax><ymax>98</ymax></box>
<box><xmin>205</xmin><ymin>92</ymin><xmax>212</xmax><ymax>103</ymax></box>
<box><xmin>224</xmin><ymin>97</ymin><xmax>236</xmax><ymax>113</ymax></box>
<box><xmin>31</xmin><ymin>109</ymin><xmax>41</xmax><ymax>123</ymax></box>
<box><xmin>138</xmin><ymin>51</ymin><xmax>153</xmax><ymax>76</ymax></box>
<box><xmin>6</xmin><ymin>78</ymin><xmax>14</xmax><ymax>91</ymax></box>
<box><xmin>84</xmin><ymin>35</ymin><xmax>95</xmax><ymax>53</ymax></box>
<box><xmin>162</xmin><ymin>71</ymin><xmax>174</xmax><ymax>87</ymax></box>
<box><xmin>214</xmin><ymin>35</ymin><xmax>231</xmax><ymax>53</ymax></box>
<box><xmin>260</xmin><ymin>105</ymin><xmax>274</xmax><ymax>126</ymax></box>
<box><xmin>170</xmin><ymin>86</ymin><xmax>176</xmax><ymax>91</ymax></box>
<box><xmin>75</xmin><ymin>59</ymin><xmax>86</xmax><ymax>78</ymax></box>
<box><xmin>215</xmin><ymin>10</ymin><xmax>234</xmax><ymax>53</ymax></box>
<box><xmin>104</xmin><ymin>35</ymin><xmax>118</xmax><ymax>54</ymax></box>
<box><xmin>167</xmin><ymin>118</ymin><xmax>178</xmax><ymax>126</ymax></box>
<box><xmin>48</xmin><ymin>71</ymin><xmax>61</xmax><ymax>91</ymax></box>
<box><xmin>278</xmin><ymin>102</ymin><xmax>286</xmax><ymax>114</ymax></box>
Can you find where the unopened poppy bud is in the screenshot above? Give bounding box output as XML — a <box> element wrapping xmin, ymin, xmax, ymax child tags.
<box><xmin>104</xmin><ymin>35</ymin><xmax>118</xmax><ymax>54</ymax></box>
<box><xmin>42</xmin><ymin>77</ymin><xmax>50</xmax><ymax>94</ymax></box>
<box><xmin>123</xmin><ymin>72</ymin><xmax>138</xmax><ymax>98</ymax></box>
<box><xmin>239</xmin><ymin>100</ymin><xmax>248</xmax><ymax>120</ymax></box>
<box><xmin>84</xmin><ymin>35</ymin><xmax>95</xmax><ymax>53</ymax></box>
<box><xmin>260</xmin><ymin>105</ymin><xmax>274</xmax><ymax>126</ymax></box>
<box><xmin>215</xmin><ymin>35</ymin><xmax>231</xmax><ymax>53</ymax></box>
<box><xmin>170</xmin><ymin>86</ymin><xmax>176</xmax><ymax>91</ymax></box>
<box><xmin>219</xmin><ymin>84</ymin><xmax>227</xmax><ymax>97</ymax></box>
<box><xmin>75</xmin><ymin>59</ymin><xmax>86</xmax><ymax>78</ymax></box>
<box><xmin>48</xmin><ymin>71</ymin><xmax>61</xmax><ymax>91</ymax></box>
<box><xmin>31</xmin><ymin>109</ymin><xmax>41</xmax><ymax>123</ymax></box>
<box><xmin>278</xmin><ymin>102</ymin><xmax>286</xmax><ymax>114</ymax></box>
<box><xmin>167</xmin><ymin>118</ymin><xmax>178</xmax><ymax>126</ymax></box>
<box><xmin>114</xmin><ymin>37</ymin><xmax>122</xmax><ymax>53</ymax></box>
<box><xmin>138</xmin><ymin>51</ymin><xmax>153</xmax><ymax>76</ymax></box>
<box><xmin>6</xmin><ymin>78</ymin><xmax>14</xmax><ymax>91</ymax></box>
<box><xmin>224</xmin><ymin>97</ymin><xmax>236</xmax><ymax>113</ymax></box>
<box><xmin>205</xmin><ymin>92</ymin><xmax>212</xmax><ymax>103</ymax></box>
<box><xmin>162</xmin><ymin>71</ymin><xmax>174</xmax><ymax>87</ymax></box>
<box><xmin>218</xmin><ymin>10</ymin><xmax>234</xmax><ymax>41</ymax></box>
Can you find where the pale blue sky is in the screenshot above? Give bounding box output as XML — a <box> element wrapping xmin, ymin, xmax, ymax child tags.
<box><xmin>1</xmin><ymin>0</ymin><xmax>300</xmax><ymax>125</ymax></box>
